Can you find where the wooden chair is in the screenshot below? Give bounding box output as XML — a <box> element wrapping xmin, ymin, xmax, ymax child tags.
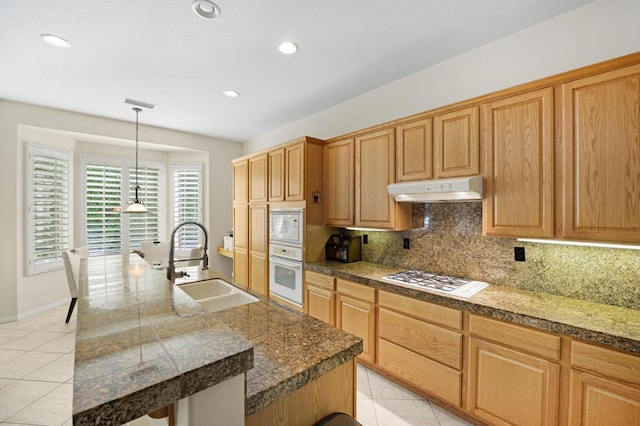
<box><xmin>62</xmin><ymin>247</ymin><xmax>88</xmax><ymax>323</ymax></box>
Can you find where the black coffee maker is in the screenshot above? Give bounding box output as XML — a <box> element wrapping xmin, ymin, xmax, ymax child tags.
<box><xmin>325</xmin><ymin>234</ymin><xmax>362</xmax><ymax>263</ymax></box>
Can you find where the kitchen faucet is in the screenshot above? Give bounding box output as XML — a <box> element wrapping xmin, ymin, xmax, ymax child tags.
<box><xmin>167</xmin><ymin>221</ymin><xmax>209</xmax><ymax>282</ymax></box>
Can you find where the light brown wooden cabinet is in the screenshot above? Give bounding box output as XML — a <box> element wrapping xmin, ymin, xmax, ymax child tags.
<box><xmin>304</xmin><ymin>271</ymin><xmax>335</xmax><ymax>326</ymax></box>
<box><xmin>232</xmin><ymin>204</ymin><xmax>248</xmax><ymax>286</ymax></box>
<box><xmin>482</xmin><ymin>88</ymin><xmax>555</xmax><ymax>238</ymax></box>
<box><xmin>355</xmin><ymin>129</ymin><xmax>411</xmax><ymax>230</ymax></box>
<box><xmin>569</xmin><ymin>340</ymin><xmax>640</xmax><ymax>425</ymax></box>
<box><xmin>233</xmin><ymin>159</ymin><xmax>248</xmax><ymax>204</ymax></box>
<box><xmin>336</xmin><ymin>279</ymin><xmax>376</xmax><ymax>364</ymax></box>
<box><xmin>248</xmin><ymin>204</ymin><xmax>268</xmax><ymax>295</ymax></box>
<box><xmin>559</xmin><ymin>64</ymin><xmax>640</xmax><ymax>243</ymax></box>
<box><xmin>324</xmin><ymin>138</ymin><xmax>355</xmax><ymax>227</ymax></box>
<box><xmin>396</xmin><ymin>118</ymin><xmax>433</xmax><ymax>182</ymax></box>
<box><xmin>285</xmin><ymin>142</ymin><xmax>305</xmax><ymax>201</ymax></box>
<box><xmin>249</xmin><ymin>153</ymin><xmax>268</xmax><ymax>203</ymax></box>
<box><xmin>268</xmin><ymin>148</ymin><xmax>285</xmax><ymax>202</ymax></box>
<box><xmin>378</xmin><ymin>290</ymin><xmax>463</xmax><ymax>407</ymax></box>
<box><xmin>434</xmin><ymin>106</ymin><xmax>480</xmax><ymax>178</ymax></box>
<box><xmin>468</xmin><ymin>315</ymin><xmax>561</xmax><ymax>426</ymax></box>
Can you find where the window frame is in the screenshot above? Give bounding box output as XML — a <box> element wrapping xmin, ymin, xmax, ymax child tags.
<box><xmin>80</xmin><ymin>154</ymin><xmax>165</xmax><ymax>256</ymax></box>
<box><xmin>25</xmin><ymin>143</ymin><xmax>72</xmax><ymax>275</ymax></box>
<box><xmin>170</xmin><ymin>162</ymin><xmax>204</xmax><ymax>249</ymax></box>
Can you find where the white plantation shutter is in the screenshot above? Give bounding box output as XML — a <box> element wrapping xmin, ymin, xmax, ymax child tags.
<box><xmin>26</xmin><ymin>144</ymin><xmax>71</xmax><ymax>274</ymax></box>
<box><xmin>85</xmin><ymin>163</ymin><xmax>123</xmax><ymax>256</ymax></box>
<box><xmin>172</xmin><ymin>164</ymin><xmax>203</xmax><ymax>249</ymax></box>
<box><xmin>128</xmin><ymin>165</ymin><xmax>160</xmax><ymax>250</ymax></box>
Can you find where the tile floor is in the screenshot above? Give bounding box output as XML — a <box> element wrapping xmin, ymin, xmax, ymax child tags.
<box><xmin>356</xmin><ymin>364</ymin><xmax>472</xmax><ymax>426</ymax></box>
<box><xmin>0</xmin><ymin>305</ymin><xmax>75</xmax><ymax>426</ymax></box>
<box><xmin>0</xmin><ymin>305</ymin><xmax>471</xmax><ymax>426</ymax></box>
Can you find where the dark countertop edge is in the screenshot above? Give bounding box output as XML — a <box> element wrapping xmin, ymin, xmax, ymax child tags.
<box><xmin>305</xmin><ymin>262</ymin><xmax>640</xmax><ymax>355</ymax></box>
<box><xmin>73</xmin><ymin>340</ymin><xmax>254</xmax><ymax>425</ymax></box>
<box><xmin>245</xmin><ymin>340</ymin><xmax>363</xmax><ymax>417</ymax></box>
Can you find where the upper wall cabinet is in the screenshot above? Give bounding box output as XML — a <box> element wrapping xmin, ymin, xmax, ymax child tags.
<box><xmin>249</xmin><ymin>153</ymin><xmax>268</xmax><ymax>203</ymax></box>
<box><xmin>355</xmin><ymin>129</ymin><xmax>411</xmax><ymax>230</ymax></box>
<box><xmin>268</xmin><ymin>148</ymin><xmax>285</xmax><ymax>202</ymax></box>
<box><xmin>324</xmin><ymin>138</ymin><xmax>355</xmax><ymax>227</ymax></box>
<box><xmin>482</xmin><ymin>88</ymin><xmax>554</xmax><ymax>238</ymax></box>
<box><xmin>434</xmin><ymin>106</ymin><xmax>480</xmax><ymax>178</ymax></box>
<box><xmin>285</xmin><ymin>142</ymin><xmax>305</xmax><ymax>201</ymax></box>
<box><xmin>233</xmin><ymin>159</ymin><xmax>248</xmax><ymax>204</ymax></box>
<box><xmin>560</xmin><ymin>64</ymin><xmax>640</xmax><ymax>243</ymax></box>
<box><xmin>396</xmin><ymin>118</ymin><xmax>433</xmax><ymax>182</ymax></box>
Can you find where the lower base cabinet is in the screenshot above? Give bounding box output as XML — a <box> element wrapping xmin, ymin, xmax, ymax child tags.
<box><xmin>336</xmin><ymin>279</ymin><xmax>376</xmax><ymax>365</ymax></box>
<box><xmin>468</xmin><ymin>337</ymin><xmax>560</xmax><ymax>426</ymax></box>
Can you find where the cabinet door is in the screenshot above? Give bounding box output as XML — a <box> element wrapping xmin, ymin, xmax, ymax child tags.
<box><xmin>249</xmin><ymin>204</ymin><xmax>267</xmax><ymax>254</ymax></box>
<box><xmin>233</xmin><ymin>247</ymin><xmax>248</xmax><ymax>287</ymax></box>
<box><xmin>324</xmin><ymin>138</ymin><xmax>355</xmax><ymax>226</ymax></box>
<box><xmin>285</xmin><ymin>142</ymin><xmax>305</xmax><ymax>201</ymax></box>
<box><xmin>482</xmin><ymin>88</ymin><xmax>554</xmax><ymax>238</ymax></box>
<box><xmin>396</xmin><ymin>118</ymin><xmax>433</xmax><ymax>182</ymax></box>
<box><xmin>355</xmin><ymin>128</ymin><xmax>397</xmax><ymax>228</ymax></box>
<box><xmin>568</xmin><ymin>370</ymin><xmax>640</xmax><ymax>426</ymax></box>
<box><xmin>233</xmin><ymin>159</ymin><xmax>248</xmax><ymax>203</ymax></box>
<box><xmin>434</xmin><ymin>106</ymin><xmax>480</xmax><ymax>177</ymax></box>
<box><xmin>560</xmin><ymin>64</ymin><xmax>640</xmax><ymax>242</ymax></box>
<box><xmin>468</xmin><ymin>337</ymin><xmax>560</xmax><ymax>426</ymax></box>
<box><xmin>249</xmin><ymin>252</ymin><xmax>268</xmax><ymax>295</ymax></box>
<box><xmin>305</xmin><ymin>284</ymin><xmax>335</xmax><ymax>326</ymax></box>
<box><xmin>249</xmin><ymin>153</ymin><xmax>268</xmax><ymax>203</ymax></box>
<box><xmin>268</xmin><ymin>148</ymin><xmax>285</xmax><ymax>202</ymax></box>
<box><xmin>336</xmin><ymin>293</ymin><xmax>376</xmax><ymax>364</ymax></box>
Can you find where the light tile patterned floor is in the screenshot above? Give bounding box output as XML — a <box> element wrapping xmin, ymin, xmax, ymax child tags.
<box><xmin>1</xmin><ymin>306</ymin><xmax>471</xmax><ymax>426</ymax></box>
<box><xmin>0</xmin><ymin>305</ymin><xmax>75</xmax><ymax>426</ymax></box>
<box><xmin>356</xmin><ymin>364</ymin><xmax>472</xmax><ymax>426</ymax></box>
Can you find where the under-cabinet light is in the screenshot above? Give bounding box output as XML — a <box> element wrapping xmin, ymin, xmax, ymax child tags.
<box><xmin>517</xmin><ymin>238</ymin><xmax>640</xmax><ymax>250</ymax></box>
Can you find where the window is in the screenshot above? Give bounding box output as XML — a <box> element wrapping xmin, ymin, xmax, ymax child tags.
<box><xmin>82</xmin><ymin>156</ymin><xmax>163</xmax><ymax>256</ymax></box>
<box><xmin>26</xmin><ymin>144</ymin><xmax>71</xmax><ymax>274</ymax></box>
<box><xmin>171</xmin><ymin>163</ymin><xmax>203</xmax><ymax>249</ymax></box>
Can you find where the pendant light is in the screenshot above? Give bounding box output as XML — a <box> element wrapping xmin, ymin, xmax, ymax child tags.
<box><xmin>124</xmin><ymin>107</ymin><xmax>148</xmax><ymax>214</ymax></box>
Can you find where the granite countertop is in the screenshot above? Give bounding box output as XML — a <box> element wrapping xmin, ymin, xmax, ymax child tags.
<box><xmin>306</xmin><ymin>260</ymin><xmax>640</xmax><ymax>355</ymax></box>
<box><xmin>74</xmin><ymin>255</ymin><xmax>362</xmax><ymax>424</ymax></box>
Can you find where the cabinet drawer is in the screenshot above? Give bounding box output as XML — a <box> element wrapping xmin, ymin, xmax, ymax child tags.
<box><xmin>305</xmin><ymin>271</ymin><xmax>335</xmax><ymax>291</ymax></box>
<box><xmin>379</xmin><ymin>308</ymin><xmax>462</xmax><ymax>369</ymax></box>
<box><xmin>571</xmin><ymin>341</ymin><xmax>640</xmax><ymax>387</ymax></box>
<box><xmin>379</xmin><ymin>290</ymin><xmax>462</xmax><ymax>330</ymax></box>
<box><xmin>469</xmin><ymin>315</ymin><xmax>561</xmax><ymax>361</ymax></box>
<box><xmin>378</xmin><ymin>338</ymin><xmax>461</xmax><ymax>407</ymax></box>
<box><xmin>336</xmin><ymin>279</ymin><xmax>376</xmax><ymax>303</ymax></box>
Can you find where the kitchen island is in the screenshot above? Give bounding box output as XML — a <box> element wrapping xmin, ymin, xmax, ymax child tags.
<box><xmin>73</xmin><ymin>255</ymin><xmax>362</xmax><ymax>425</ymax></box>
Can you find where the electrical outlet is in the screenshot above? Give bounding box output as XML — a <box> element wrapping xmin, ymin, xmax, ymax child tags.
<box><xmin>363</xmin><ymin>234</ymin><xmax>368</xmax><ymax>244</ymax></box>
<box><xmin>403</xmin><ymin>238</ymin><xmax>410</xmax><ymax>249</ymax></box>
<box><xmin>514</xmin><ymin>246</ymin><xmax>526</xmax><ymax>262</ymax></box>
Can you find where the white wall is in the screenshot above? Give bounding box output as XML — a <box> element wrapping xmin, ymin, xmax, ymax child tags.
<box><xmin>245</xmin><ymin>0</ymin><xmax>640</xmax><ymax>153</ymax></box>
<box><xmin>0</xmin><ymin>100</ymin><xmax>242</xmax><ymax>320</ymax></box>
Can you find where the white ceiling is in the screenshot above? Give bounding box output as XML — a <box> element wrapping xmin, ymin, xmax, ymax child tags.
<box><xmin>1</xmin><ymin>0</ymin><xmax>594</xmax><ymax>142</ymax></box>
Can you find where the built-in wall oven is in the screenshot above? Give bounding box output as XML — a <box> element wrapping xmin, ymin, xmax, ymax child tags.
<box><xmin>268</xmin><ymin>209</ymin><xmax>304</xmax><ymax>307</ymax></box>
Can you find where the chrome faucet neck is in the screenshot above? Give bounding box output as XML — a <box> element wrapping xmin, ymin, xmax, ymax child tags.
<box><xmin>167</xmin><ymin>221</ymin><xmax>209</xmax><ymax>282</ymax></box>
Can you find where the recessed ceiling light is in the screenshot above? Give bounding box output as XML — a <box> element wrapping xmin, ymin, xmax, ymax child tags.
<box><xmin>192</xmin><ymin>0</ymin><xmax>221</xmax><ymax>19</ymax></box>
<box><xmin>40</xmin><ymin>33</ymin><xmax>71</xmax><ymax>48</ymax></box>
<box><xmin>278</xmin><ymin>41</ymin><xmax>298</xmax><ymax>55</ymax></box>
<box><xmin>222</xmin><ymin>90</ymin><xmax>239</xmax><ymax>98</ymax></box>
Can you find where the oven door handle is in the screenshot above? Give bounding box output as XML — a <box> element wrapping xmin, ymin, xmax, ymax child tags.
<box><xmin>269</xmin><ymin>255</ymin><xmax>303</xmax><ymax>269</ymax></box>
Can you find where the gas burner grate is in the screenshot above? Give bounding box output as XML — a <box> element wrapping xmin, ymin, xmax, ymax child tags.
<box><xmin>382</xmin><ymin>270</ymin><xmax>488</xmax><ymax>298</ymax></box>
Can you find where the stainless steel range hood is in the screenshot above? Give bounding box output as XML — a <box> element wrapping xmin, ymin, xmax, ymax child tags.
<box><xmin>388</xmin><ymin>176</ymin><xmax>483</xmax><ymax>202</ymax></box>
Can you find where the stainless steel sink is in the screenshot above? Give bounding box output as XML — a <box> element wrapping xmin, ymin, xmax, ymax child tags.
<box><xmin>178</xmin><ymin>279</ymin><xmax>258</xmax><ymax>313</ymax></box>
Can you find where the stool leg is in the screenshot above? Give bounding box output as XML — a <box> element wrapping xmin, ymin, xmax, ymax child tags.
<box><xmin>65</xmin><ymin>298</ymin><xmax>77</xmax><ymax>323</ymax></box>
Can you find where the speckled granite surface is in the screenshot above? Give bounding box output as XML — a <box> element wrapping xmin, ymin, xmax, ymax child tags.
<box><xmin>346</xmin><ymin>203</ymin><xmax>640</xmax><ymax>310</ymax></box>
<box><xmin>74</xmin><ymin>255</ymin><xmax>362</xmax><ymax>424</ymax></box>
<box><xmin>306</xmin><ymin>260</ymin><xmax>640</xmax><ymax>355</ymax></box>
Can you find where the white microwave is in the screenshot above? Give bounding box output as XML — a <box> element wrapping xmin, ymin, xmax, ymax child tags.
<box><xmin>269</xmin><ymin>209</ymin><xmax>303</xmax><ymax>246</ymax></box>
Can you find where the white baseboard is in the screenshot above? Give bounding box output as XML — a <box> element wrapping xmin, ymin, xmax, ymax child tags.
<box><xmin>0</xmin><ymin>314</ymin><xmax>18</xmax><ymax>324</ymax></box>
<box><xmin>17</xmin><ymin>298</ymin><xmax>69</xmax><ymax>320</ymax></box>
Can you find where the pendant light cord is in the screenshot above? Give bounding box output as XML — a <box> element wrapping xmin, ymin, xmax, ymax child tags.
<box><xmin>134</xmin><ymin>107</ymin><xmax>141</xmax><ymax>200</ymax></box>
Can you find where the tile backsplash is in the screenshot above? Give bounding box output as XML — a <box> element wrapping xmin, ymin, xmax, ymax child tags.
<box><xmin>347</xmin><ymin>203</ymin><xmax>640</xmax><ymax>310</ymax></box>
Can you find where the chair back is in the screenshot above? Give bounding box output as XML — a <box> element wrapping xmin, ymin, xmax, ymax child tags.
<box><xmin>62</xmin><ymin>247</ymin><xmax>88</xmax><ymax>298</ymax></box>
<box><xmin>140</xmin><ymin>241</ymin><xmax>171</xmax><ymax>265</ymax></box>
